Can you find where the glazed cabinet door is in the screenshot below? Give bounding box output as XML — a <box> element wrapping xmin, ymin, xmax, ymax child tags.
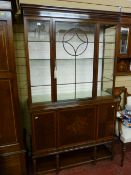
<box><xmin>32</xmin><ymin>111</ymin><xmax>57</xmax><ymax>153</ymax></box>
<box><xmin>97</xmin><ymin>103</ymin><xmax>116</xmax><ymax>140</ymax></box>
<box><xmin>58</xmin><ymin>106</ymin><xmax>96</xmax><ymax>148</ymax></box>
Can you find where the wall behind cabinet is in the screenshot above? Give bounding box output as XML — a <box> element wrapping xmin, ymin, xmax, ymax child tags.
<box><xmin>19</xmin><ymin>0</ymin><xmax>131</xmax><ymax>13</ymax></box>
<box><xmin>115</xmin><ymin>76</ymin><xmax>131</xmax><ymax>93</ymax></box>
<box><xmin>13</xmin><ymin>22</ymin><xmax>30</xmax><ymax>147</ymax></box>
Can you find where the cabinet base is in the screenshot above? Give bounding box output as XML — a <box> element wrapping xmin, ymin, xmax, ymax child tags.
<box><xmin>32</xmin><ymin>142</ymin><xmax>113</xmax><ymax>175</ymax></box>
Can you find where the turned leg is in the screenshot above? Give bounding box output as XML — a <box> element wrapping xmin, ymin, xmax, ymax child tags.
<box><xmin>121</xmin><ymin>142</ymin><xmax>126</xmax><ymax>167</ymax></box>
<box><xmin>56</xmin><ymin>154</ymin><xmax>59</xmax><ymax>175</ymax></box>
<box><xmin>93</xmin><ymin>146</ymin><xmax>97</xmax><ymax>165</ymax></box>
<box><xmin>33</xmin><ymin>159</ymin><xmax>37</xmax><ymax>175</ymax></box>
<box><xmin>110</xmin><ymin>140</ymin><xmax>115</xmax><ymax>160</ymax></box>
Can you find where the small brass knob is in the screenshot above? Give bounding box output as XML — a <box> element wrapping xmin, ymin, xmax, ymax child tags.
<box><xmin>112</xmin><ymin>105</ymin><xmax>114</xmax><ymax>108</ymax></box>
<box><xmin>35</xmin><ymin>116</ymin><xmax>39</xmax><ymax>119</ymax></box>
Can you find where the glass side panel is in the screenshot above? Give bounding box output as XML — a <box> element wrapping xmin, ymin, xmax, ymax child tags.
<box><xmin>27</xmin><ymin>20</ymin><xmax>51</xmax><ymax>103</ymax></box>
<box><xmin>97</xmin><ymin>25</ymin><xmax>116</xmax><ymax>96</ymax></box>
<box><xmin>56</xmin><ymin>22</ymin><xmax>95</xmax><ymax>101</ymax></box>
<box><xmin>120</xmin><ymin>27</ymin><xmax>129</xmax><ymax>54</ymax></box>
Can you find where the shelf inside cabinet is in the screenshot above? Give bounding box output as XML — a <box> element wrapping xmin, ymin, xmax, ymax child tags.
<box><xmin>96</xmin><ymin>144</ymin><xmax>112</xmax><ymax>160</ymax></box>
<box><xmin>35</xmin><ymin>155</ymin><xmax>56</xmax><ymax>173</ymax></box>
<box><xmin>28</xmin><ymin>40</ymin><xmax>50</xmax><ymax>42</ymax></box>
<box><xmin>31</xmin><ymin>90</ymin><xmax>111</xmax><ymax>103</ymax></box>
<box><xmin>59</xmin><ymin>147</ymin><xmax>94</xmax><ymax>169</ymax></box>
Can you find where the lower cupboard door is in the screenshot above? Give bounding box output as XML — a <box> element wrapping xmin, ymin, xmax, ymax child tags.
<box><xmin>58</xmin><ymin>106</ymin><xmax>96</xmax><ymax>147</ymax></box>
<box><xmin>32</xmin><ymin>111</ymin><xmax>56</xmax><ymax>152</ymax></box>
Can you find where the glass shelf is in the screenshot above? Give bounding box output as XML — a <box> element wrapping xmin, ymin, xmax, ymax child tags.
<box><xmin>31</xmin><ymin>89</ymin><xmax>111</xmax><ymax>103</ymax></box>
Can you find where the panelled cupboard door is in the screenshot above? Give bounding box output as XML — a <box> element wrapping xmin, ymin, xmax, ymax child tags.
<box><xmin>0</xmin><ymin>79</ymin><xmax>17</xmax><ymax>144</ymax></box>
<box><xmin>97</xmin><ymin>103</ymin><xmax>116</xmax><ymax>140</ymax></box>
<box><xmin>58</xmin><ymin>106</ymin><xmax>96</xmax><ymax>147</ymax></box>
<box><xmin>0</xmin><ymin>15</ymin><xmax>14</xmax><ymax>72</ymax></box>
<box><xmin>32</xmin><ymin>111</ymin><xmax>56</xmax><ymax>153</ymax></box>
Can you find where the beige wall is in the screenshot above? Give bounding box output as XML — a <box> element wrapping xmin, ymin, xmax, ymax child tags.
<box><xmin>13</xmin><ymin>23</ymin><xmax>31</xmax><ymax>147</ymax></box>
<box><xmin>19</xmin><ymin>0</ymin><xmax>131</xmax><ymax>13</ymax></box>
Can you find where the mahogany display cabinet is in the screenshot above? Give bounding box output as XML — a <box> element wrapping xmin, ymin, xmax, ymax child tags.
<box><xmin>21</xmin><ymin>4</ymin><xmax>120</xmax><ymax>174</ymax></box>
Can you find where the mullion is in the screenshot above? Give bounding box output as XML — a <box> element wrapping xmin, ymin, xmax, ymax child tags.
<box><xmin>92</xmin><ymin>23</ymin><xmax>100</xmax><ymax>98</ymax></box>
<box><xmin>101</xmin><ymin>27</ymin><xmax>106</xmax><ymax>92</ymax></box>
<box><xmin>50</xmin><ymin>18</ymin><xmax>57</xmax><ymax>102</ymax></box>
<box><xmin>75</xmin><ymin>53</ymin><xmax>77</xmax><ymax>99</ymax></box>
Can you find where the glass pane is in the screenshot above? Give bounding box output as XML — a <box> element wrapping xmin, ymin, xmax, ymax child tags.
<box><xmin>56</xmin><ymin>59</ymin><xmax>75</xmax><ymax>84</ymax></box>
<box><xmin>28</xmin><ymin>20</ymin><xmax>51</xmax><ymax>103</ymax></box>
<box><xmin>56</xmin><ymin>22</ymin><xmax>95</xmax><ymax>100</ymax></box>
<box><xmin>76</xmin><ymin>59</ymin><xmax>93</xmax><ymax>83</ymax></box>
<box><xmin>31</xmin><ymin>86</ymin><xmax>51</xmax><ymax>103</ymax></box>
<box><xmin>97</xmin><ymin>82</ymin><xmax>113</xmax><ymax>96</ymax></box>
<box><xmin>30</xmin><ymin>60</ymin><xmax>51</xmax><ymax>86</ymax></box>
<box><xmin>76</xmin><ymin>83</ymin><xmax>92</xmax><ymax>98</ymax></box>
<box><xmin>57</xmin><ymin>84</ymin><xmax>75</xmax><ymax>101</ymax></box>
<box><xmin>98</xmin><ymin>25</ymin><xmax>116</xmax><ymax>96</ymax></box>
<box><xmin>120</xmin><ymin>27</ymin><xmax>129</xmax><ymax>54</ymax></box>
<box><xmin>28</xmin><ymin>21</ymin><xmax>49</xmax><ymax>41</ymax></box>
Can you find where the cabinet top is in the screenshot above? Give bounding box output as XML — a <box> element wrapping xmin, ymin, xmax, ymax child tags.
<box><xmin>21</xmin><ymin>4</ymin><xmax>121</xmax><ymax>23</ymax></box>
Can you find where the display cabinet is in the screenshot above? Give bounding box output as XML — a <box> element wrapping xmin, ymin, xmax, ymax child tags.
<box><xmin>116</xmin><ymin>15</ymin><xmax>131</xmax><ymax>75</ymax></box>
<box><xmin>22</xmin><ymin>4</ymin><xmax>119</xmax><ymax>174</ymax></box>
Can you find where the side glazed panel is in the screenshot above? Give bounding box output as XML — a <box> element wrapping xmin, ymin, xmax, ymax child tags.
<box><xmin>0</xmin><ymin>79</ymin><xmax>17</xmax><ymax>144</ymax></box>
<box><xmin>32</xmin><ymin>111</ymin><xmax>56</xmax><ymax>152</ymax></box>
<box><xmin>97</xmin><ymin>103</ymin><xmax>116</xmax><ymax>140</ymax></box>
<box><xmin>58</xmin><ymin>106</ymin><xmax>96</xmax><ymax>147</ymax></box>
